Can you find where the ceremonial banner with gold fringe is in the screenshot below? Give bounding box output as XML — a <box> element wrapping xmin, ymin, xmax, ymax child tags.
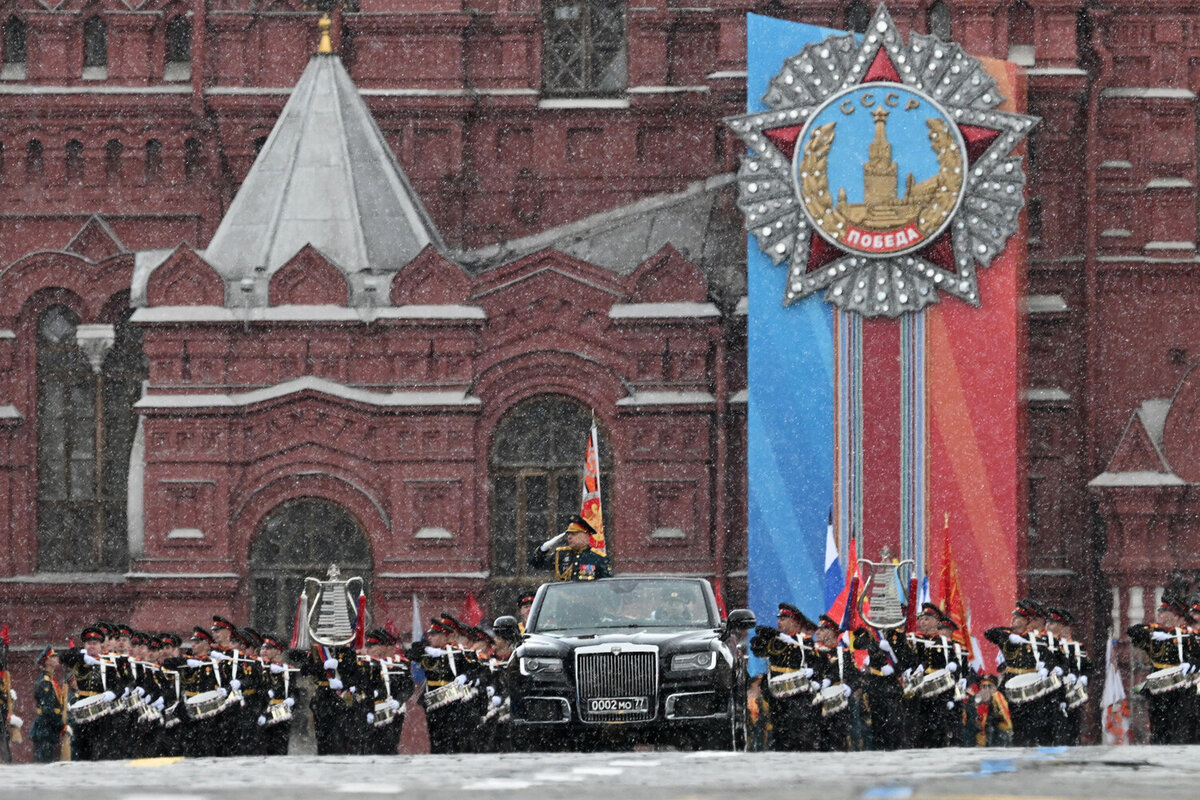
<box><xmin>580</xmin><ymin>420</ymin><xmax>606</xmax><ymax>556</ymax></box>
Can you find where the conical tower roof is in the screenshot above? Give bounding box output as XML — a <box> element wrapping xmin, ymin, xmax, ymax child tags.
<box><xmin>203</xmin><ymin>53</ymin><xmax>446</xmax><ymax>285</ymax></box>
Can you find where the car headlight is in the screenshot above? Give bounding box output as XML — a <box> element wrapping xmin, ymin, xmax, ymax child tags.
<box><xmin>670</xmin><ymin>652</ymin><xmax>717</xmax><ymax>671</ymax></box>
<box><xmin>519</xmin><ymin>656</ymin><xmax>564</xmax><ymax>676</ymax></box>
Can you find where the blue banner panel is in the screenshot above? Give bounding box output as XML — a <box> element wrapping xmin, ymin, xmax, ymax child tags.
<box><xmin>746</xmin><ymin>15</ymin><xmax>844</xmax><ymax>650</ymax></box>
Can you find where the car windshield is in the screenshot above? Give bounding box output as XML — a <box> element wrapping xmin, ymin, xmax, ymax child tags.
<box><xmin>529</xmin><ymin>579</ymin><xmax>715</xmax><ymax>632</ymax></box>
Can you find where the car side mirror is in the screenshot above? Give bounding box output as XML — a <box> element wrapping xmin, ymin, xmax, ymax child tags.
<box><xmin>725</xmin><ymin>609</ymin><xmax>756</xmax><ymax>631</ymax></box>
<box><xmin>494</xmin><ymin>615</ymin><xmax>522</xmax><ymax>641</ymax></box>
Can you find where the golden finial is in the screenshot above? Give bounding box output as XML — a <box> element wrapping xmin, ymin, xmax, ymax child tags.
<box><xmin>317</xmin><ymin>13</ymin><xmax>333</xmax><ymax>55</ymax></box>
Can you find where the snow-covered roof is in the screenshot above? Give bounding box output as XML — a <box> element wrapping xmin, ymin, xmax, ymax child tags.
<box><xmin>202</xmin><ymin>53</ymin><xmax>445</xmax><ymax>286</ymax></box>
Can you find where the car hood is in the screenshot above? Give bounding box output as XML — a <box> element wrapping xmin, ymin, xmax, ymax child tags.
<box><xmin>520</xmin><ymin>628</ymin><xmax>723</xmax><ymax>655</ymax></box>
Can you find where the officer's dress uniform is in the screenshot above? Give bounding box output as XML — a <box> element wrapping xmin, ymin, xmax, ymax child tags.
<box><xmin>1127</xmin><ymin>623</ymin><xmax>1196</xmax><ymax>745</ymax></box>
<box><xmin>851</xmin><ymin>628</ymin><xmax>905</xmax><ymax>750</ymax></box>
<box><xmin>811</xmin><ymin>640</ymin><xmax>858</xmax><ymax>751</ymax></box>
<box><xmin>1052</xmin><ymin>635</ymin><xmax>1091</xmax><ymax>746</ymax></box>
<box><xmin>414</xmin><ymin>642</ymin><xmax>478</xmax><ymax>754</ymax></box>
<box><xmin>60</xmin><ymin>649</ymin><xmax>123</xmax><ymax>760</ymax></box>
<box><xmin>173</xmin><ymin>655</ymin><xmax>226</xmax><ymax>758</ymax></box>
<box><xmin>528</xmin><ymin>545</ymin><xmax>612</xmax><ymax>581</ymax></box>
<box><xmin>30</xmin><ymin>669</ymin><xmax>66</xmax><ymax>763</ymax></box>
<box><xmin>257</xmin><ymin>660</ymin><xmax>297</xmax><ymax>756</ymax></box>
<box><xmin>367</xmin><ymin>654</ymin><xmax>412</xmax><ymax>755</ymax></box>
<box><xmin>222</xmin><ymin>649</ymin><xmax>262</xmax><ymax>756</ymax></box>
<box><xmin>984</xmin><ymin>626</ymin><xmax>1061</xmax><ymax>747</ymax></box>
<box><xmin>911</xmin><ymin>633</ymin><xmax>966</xmax><ymax>748</ymax></box>
<box><xmin>749</xmin><ymin>627</ymin><xmax>818</xmax><ymax>751</ymax></box>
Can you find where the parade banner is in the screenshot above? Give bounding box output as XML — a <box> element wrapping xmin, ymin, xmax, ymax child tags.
<box><xmin>739</xmin><ymin>8</ymin><xmax>1032</xmax><ymax>667</ymax></box>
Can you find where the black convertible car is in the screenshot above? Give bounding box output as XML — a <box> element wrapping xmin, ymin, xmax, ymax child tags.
<box><xmin>494</xmin><ymin>576</ymin><xmax>756</xmax><ymax>750</ymax></box>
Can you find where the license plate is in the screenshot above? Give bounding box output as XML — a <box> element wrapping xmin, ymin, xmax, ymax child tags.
<box><xmin>586</xmin><ymin>696</ymin><xmax>649</xmax><ymax>715</ymax></box>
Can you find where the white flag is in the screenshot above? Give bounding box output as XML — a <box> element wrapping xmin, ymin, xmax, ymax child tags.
<box><xmin>411</xmin><ymin>592</ymin><xmax>422</xmax><ymax>644</ymax></box>
<box><xmin>1101</xmin><ymin>637</ymin><xmax>1130</xmax><ymax>745</ymax></box>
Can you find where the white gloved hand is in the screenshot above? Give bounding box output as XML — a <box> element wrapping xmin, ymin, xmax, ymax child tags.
<box><xmin>1059</xmin><ymin>701</ymin><xmax>1067</xmax><ymax>713</ymax></box>
<box><xmin>947</xmin><ymin>661</ymin><xmax>958</xmax><ymax>673</ymax></box>
<box><xmin>268</xmin><ymin>689</ymin><xmax>275</xmax><ymax>699</ymax></box>
<box><xmin>134</xmin><ymin>686</ymin><xmax>146</xmax><ymax>697</ymax></box>
<box><xmin>328</xmin><ymin>678</ymin><xmax>344</xmax><ymax>691</ymax></box>
<box><xmin>800</xmin><ymin>667</ymin><xmax>814</xmax><ymax>679</ymax></box>
<box><xmin>956</xmin><ymin>678</ymin><xmax>967</xmax><ymax>693</ymax></box>
<box><xmin>323</xmin><ymin>658</ymin><xmax>338</xmax><ymax>670</ymax></box>
<box><xmin>1078</xmin><ymin>675</ymin><xmax>1089</xmax><ymax>687</ymax></box>
<box><xmin>1182</xmin><ymin>661</ymin><xmax>1193</xmax><ymax>674</ymax></box>
<box><xmin>1008</xmin><ymin>633</ymin><xmax>1026</xmax><ymax>645</ymax></box>
<box><xmin>348</xmin><ymin>686</ymin><xmax>358</xmax><ymax>695</ymax></box>
<box><xmin>210</xmin><ymin>652</ymin><xmax>230</xmax><ymax>662</ymax></box>
<box><xmin>881</xmin><ymin>664</ymin><xmax>894</xmax><ymax>676</ymax></box>
<box><xmin>946</xmin><ymin>700</ymin><xmax>956</xmax><ymax>710</ymax></box>
<box><xmin>186</xmin><ymin>659</ymin><xmax>204</xmax><ymax>668</ymax></box>
<box><xmin>366</xmin><ymin>712</ymin><xmax>375</xmax><ymax>724</ymax></box>
<box><xmin>491</xmin><ymin>695</ymin><xmax>503</xmax><ymax>707</ymax></box>
<box><xmin>284</xmin><ymin>697</ymin><xmax>295</xmax><ymax>708</ymax></box>
<box><xmin>486</xmin><ymin>685</ymin><xmax>496</xmax><ymax>698</ymax></box>
<box><xmin>1051</xmin><ymin>666</ymin><xmax>1063</xmax><ymax>677</ymax></box>
<box><xmin>83</xmin><ymin>654</ymin><xmax>102</xmax><ymax>666</ymax></box>
<box><xmin>229</xmin><ymin>679</ymin><xmax>241</xmax><ymax>691</ymax></box>
<box><xmin>101</xmin><ymin>691</ymin><xmax>116</xmax><ymax>703</ymax></box>
<box><xmin>453</xmin><ymin>674</ymin><xmax>469</xmax><ymax>686</ymax></box>
<box><xmin>1151</xmin><ymin>631</ymin><xmax>1173</xmax><ymax>641</ymax></box>
<box><xmin>808</xmin><ymin>681</ymin><xmax>822</xmax><ymax>693</ymax></box>
<box><xmin>257</xmin><ymin>715</ymin><xmax>267</xmax><ymax>726</ymax></box>
<box><xmin>217</xmin><ymin>687</ymin><xmax>228</xmax><ymax>698</ymax></box>
<box><xmin>153</xmin><ymin>696</ymin><xmax>165</xmax><ymax>710</ymax></box>
<box><xmin>821</xmin><ymin>678</ymin><xmax>832</xmax><ymax>689</ymax></box>
<box><xmin>9</xmin><ymin>689</ymin><xmax>17</xmax><ymax>701</ymax></box>
<box><xmin>1038</xmin><ymin>667</ymin><xmax>1049</xmax><ymax>679</ymax></box>
<box><xmin>270</xmin><ymin>663</ymin><xmax>285</xmax><ymax>674</ymax></box>
<box><xmin>541</xmin><ymin>532</ymin><xmax>567</xmax><ymax>551</ymax></box>
<box><xmin>8</xmin><ymin>714</ymin><xmax>22</xmax><ymax>730</ymax></box>
<box><xmin>1064</xmin><ymin>673</ymin><xmax>1077</xmax><ymax>686</ymax></box>
<box><xmin>840</xmin><ymin>684</ymin><xmax>852</xmax><ymax>698</ymax></box>
<box><xmin>388</xmin><ymin>698</ymin><xmax>400</xmax><ymax>710</ymax></box>
<box><xmin>915</xmin><ymin>664</ymin><xmax>926</xmax><ymax>675</ymax></box>
<box><xmin>121</xmin><ymin>687</ymin><xmax>131</xmax><ymax>698</ymax></box>
<box><xmin>66</xmin><ymin>725</ymin><xmax>74</xmax><ymax>738</ymax></box>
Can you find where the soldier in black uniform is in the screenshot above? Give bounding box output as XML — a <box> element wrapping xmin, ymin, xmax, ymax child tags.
<box><xmin>750</xmin><ymin>603</ymin><xmax>819</xmax><ymax>751</ymax></box>
<box><xmin>888</xmin><ymin>604</ymin><xmax>963</xmax><ymax>748</ymax></box>
<box><xmin>172</xmin><ymin>626</ymin><xmax>227</xmax><ymax>758</ymax></box>
<box><xmin>156</xmin><ymin>633</ymin><xmax>186</xmax><ymax>757</ymax></box>
<box><xmin>1046</xmin><ymin>607</ymin><xmax>1090</xmax><ymax>746</ymax></box>
<box><xmin>1128</xmin><ymin>598</ymin><xmax>1197</xmax><ymax>745</ymax></box>
<box><xmin>810</xmin><ymin>614</ymin><xmax>857</xmax><ymax>751</ymax></box>
<box><xmin>30</xmin><ymin>646</ymin><xmax>66</xmax><ymax>763</ymax></box>
<box><xmin>61</xmin><ymin>625</ymin><xmax>122</xmax><ymax>760</ymax></box>
<box><xmin>529</xmin><ymin>514</ymin><xmax>612</xmax><ymax>581</ymax></box>
<box><xmin>289</xmin><ymin>639</ymin><xmax>361</xmax><ymax>755</ymax></box>
<box><xmin>517</xmin><ymin>594</ymin><xmax>535</xmax><ymax>634</ymax></box>
<box><xmin>256</xmin><ymin>633</ymin><xmax>297</xmax><ymax>756</ymax></box>
<box><xmin>412</xmin><ymin>616</ymin><xmax>477</xmax><ymax>754</ymax></box>
<box><xmin>850</xmin><ymin>624</ymin><xmax>905</xmax><ymax>750</ymax></box>
<box><xmin>985</xmin><ymin>598</ymin><xmax>1062</xmax><ymax>747</ymax></box>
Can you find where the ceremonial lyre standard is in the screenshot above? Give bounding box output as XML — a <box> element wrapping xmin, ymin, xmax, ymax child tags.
<box><xmin>300</xmin><ymin>564</ymin><xmax>366</xmax><ymax>647</ymax></box>
<box><xmin>857</xmin><ymin>550</ymin><xmax>916</xmax><ymax>630</ymax></box>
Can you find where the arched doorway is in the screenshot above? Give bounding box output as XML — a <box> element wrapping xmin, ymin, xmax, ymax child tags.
<box><xmin>249</xmin><ymin>498</ymin><xmax>372</xmax><ymax>636</ymax></box>
<box><xmin>488</xmin><ymin>395</ymin><xmax>612</xmax><ymax>614</ymax></box>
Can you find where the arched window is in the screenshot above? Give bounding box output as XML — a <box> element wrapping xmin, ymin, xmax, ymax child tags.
<box><xmin>83</xmin><ymin>15</ymin><xmax>107</xmax><ymax>79</ymax></box>
<box><xmin>26</xmin><ymin>138</ymin><xmax>42</xmax><ymax>179</ymax></box>
<box><xmin>165</xmin><ymin>16</ymin><xmax>191</xmax><ymax>81</ymax></box>
<box><xmin>65</xmin><ymin>139</ymin><xmax>84</xmax><ymax>184</ymax></box>
<box><xmin>36</xmin><ymin>306</ymin><xmax>143</xmax><ymax>572</ymax></box>
<box><xmin>104</xmin><ymin>139</ymin><xmax>123</xmax><ymax>182</ymax></box>
<box><xmin>183</xmin><ymin>137</ymin><xmax>203</xmax><ymax>182</ymax></box>
<box><xmin>844</xmin><ymin>1</ymin><xmax>870</xmax><ymax>34</ymax></box>
<box><xmin>144</xmin><ymin>138</ymin><xmax>162</xmax><ymax>183</ymax></box>
<box><xmin>489</xmin><ymin>396</ymin><xmax>612</xmax><ymax>609</ymax></box>
<box><xmin>1008</xmin><ymin>1</ymin><xmax>1034</xmax><ymax>65</ymax></box>
<box><xmin>2</xmin><ymin>16</ymin><xmax>26</xmax><ymax>80</ymax></box>
<box><xmin>249</xmin><ymin>499</ymin><xmax>371</xmax><ymax>634</ymax></box>
<box><xmin>542</xmin><ymin>0</ymin><xmax>626</xmax><ymax>96</ymax></box>
<box><xmin>927</xmin><ymin>1</ymin><xmax>952</xmax><ymax>41</ymax></box>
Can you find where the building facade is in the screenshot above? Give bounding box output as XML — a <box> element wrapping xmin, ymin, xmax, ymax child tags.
<box><xmin>0</xmin><ymin>0</ymin><xmax>1197</xmax><ymax>745</ymax></box>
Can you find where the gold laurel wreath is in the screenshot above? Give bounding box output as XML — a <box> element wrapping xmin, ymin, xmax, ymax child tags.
<box><xmin>798</xmin><ymin>117</ymin><xmax>965</xmax><ymax>240</ymax></box>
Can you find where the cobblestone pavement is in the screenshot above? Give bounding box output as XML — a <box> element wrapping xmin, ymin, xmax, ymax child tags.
<box><xmin>0</xmin><ymin>746</ymin><xmax>1191</xmax><ymax>800</ymax></box>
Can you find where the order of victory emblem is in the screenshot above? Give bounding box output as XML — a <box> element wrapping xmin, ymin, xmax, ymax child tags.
<box><xmin>727</xmin><ymin>5</ymin><xmax>1038</xmax><ymax>317</ymax></box>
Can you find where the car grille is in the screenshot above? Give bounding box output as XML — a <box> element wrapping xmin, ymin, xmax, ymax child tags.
<box><xmin>576</xmin><ymin>650</ymin><xmax>658</xmax><ymax>722</ymax></box>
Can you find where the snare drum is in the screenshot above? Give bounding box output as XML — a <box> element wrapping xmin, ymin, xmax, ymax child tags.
<box><xmin>812</xmin><ymin>685</ymin><xmax>849</xmax><ymax>717</ymax></box>
<box><xmin>185</xmin><ymin>689</ymin><xmax>228</xmax><ymax>720</ymax></box>
<box><xmin>768</xmin><ymin>670</ymin><xmax>813</xmax><ymax>698</ymax></box>
<box><xmin>1004</xmin><ymin>671</ymin><xmax>1056</xmax><ymax>704</ymax></box>
<box><xmin>1064</xmin><ymin>681</ymin><xmax>1088</xmax><ymax>709</ymax></box>
<box><xmin>265</xmin><ymin>701</ymin><xmax>293</xmax><ymax>727</ymax></box>
<box><xmin>917</xmin><ymin>668</ymin><xmax>955</xmax><ymax>698</ymax></box>
<box><xmin>425</xmin><ymin>681</ymin><xmax>477</xmax><ymax>711</ymax></box>
<box><xmin>1144</xmin><ymin>665</ymin><xmax>1191</xmax><ymax>695</ymax></box>
<box><xmin>69</xmin><ymin>694</ymin><xmax>118</xmax><ymax>725</ymax></box>
<box><xmin>373</xmin><ymin>700</ymin><xmax>398</xmax><ymax>728</ymax></box>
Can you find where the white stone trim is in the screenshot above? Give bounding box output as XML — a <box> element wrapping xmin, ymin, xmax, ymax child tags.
<box><xmin>628</xmin><ymin>85</ymin><xmax>709</xmax><ymax>94</ymax></box>
<box><xmin>1088</xmin><ymin>470</ymin><xmax>1186</xmax><ymax>487</ymax></box>
<box><xmin>1100</xmin><ymin>229</ymin><xmax>1132</xmax><ymax>238</ymax></box>
<box><xmin>1101</xmin><ymin>87</ymin><xmax>1196</xmax><ymax>99</ymax></box>
<box><xmin>608</xmin><ymin>302</ymin><xmax>720</xmax><ymax>319</ymax></box>
<box><xmin>616</xmin><ymin>391</ymin><xmax>716</xmax><ymax>407</ymax></box>
<box><xmin>1099</xmin><ymin>160</ymin><xmax>1133</xmax><ymax>170</ymax></box>
<box><xmin>1024</xmin><ymin>294</ymin><xmax>1068</xmax><ymax>314</ymax></box>
<box><xmin>1024</xmin><ymin>387</ymin><xmax>1071</xmax><ymax>402</ymax></box>
<box><xmin>376</xmin><ymin>572</ymin><xmax>490</xmax><ymax>579</ymax></box>
<box><xmin>734</xmin><ymin>296</ymin><xmax>747</xmax><ymax>317</ymax></box>
<box><xmin>1146</xmin><ymin>178</ymin><xmax>1193</xmax><ymax>189</ymax></box>
<box><xmin>136</xmin><ymin>376</ymin><xmax>481</xmax><ymax>410</ymax></box>
<box><xmin>538</xmin><ymin>97</ymin><xmax>630</xmax><ymax>110</ymax></box>
<box><xmin>126</xmin><ymin>572</ymin><xmax>241</xmax><ymax>580</ymax></box>
<box><xmin>706</xmin><ymin>70</ymin><xmax>747</xmax><ymax>80</ymax></box>
<box><xmin>167</xmin><ymin>528</ymin><xmax>205</xmax><ymax>540</ymax></box>
<box><xmin>1144</xmin><ymin>241</ymin><xmax>1195</xmax><ymax>251</ymax></box>
<box><xmin>0</xmin><ymin>405</ymin><xmax>22</xmax><ymax>420</ymax></box>
<box><xmin>132</xmin><ymin>305</ymin><xmax>486</xmax><ymax>323</ymax></box>
<box><xmin>1025</xmin><ymin>67</ymin><xmax>1088</xmax><ymax>77</ymax></box>
<box><xmin>0</xmin><ymin>329</ymin><xmax>15</xmax><ymax>339</ymax></box>
<box><xmin>414</xmin><ymin>527</ymin><xmax>454</xmax><ymax>540</ymax></box>
<box><xmin>729</xmin><ymin>389</ymin><xmax>748</xmax><ymax>404</ymax></box>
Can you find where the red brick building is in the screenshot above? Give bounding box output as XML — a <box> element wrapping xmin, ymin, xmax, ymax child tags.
<box><xmin>0</xmin><ymin>0</ymin><xmax>1195</xmax><ymax>746</ymax></box>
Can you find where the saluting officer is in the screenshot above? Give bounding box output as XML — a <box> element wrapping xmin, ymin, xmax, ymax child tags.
<box><xmin>750</xmin><ymin>603</ymin><xmax>819</xmax><ymax>751</ymax></box>
<box><xmin>529</xmin><ymin>514</ymin><xmax>612</xmax><ymax>581</ymax></box>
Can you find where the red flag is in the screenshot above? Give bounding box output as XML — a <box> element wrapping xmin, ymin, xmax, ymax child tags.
<box><xmin>713</xmin><ymin>577</ymin><xmax>727</xmax><ymax>619</ymax></box>
<box><xmin>580</xmin><ymin>420</ymin><xmax>606</xmax><ymax>555</ymax></box>
<box><xmin>905</xmin><ymin>576</ymin><xmax>920</xmax><ymax>634</ymax></box>
<box><xmin>937</xmin><ymin>513</ymin><xmax>976</xmax><ymax>663</ymax></box>
<box><xmin>0</xmin><ymin>625</ymin><xmax>7</xmax><ymax>646</ymax></box>
<box><xmin>463</xmin><ymin>592</ymin><xmax>483</xmax><ymax>627</ymax></box>
<box><xmin>827</xmin><ymin>538</ymin><xmax>869</xmax><ymax>625</ymax></box>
